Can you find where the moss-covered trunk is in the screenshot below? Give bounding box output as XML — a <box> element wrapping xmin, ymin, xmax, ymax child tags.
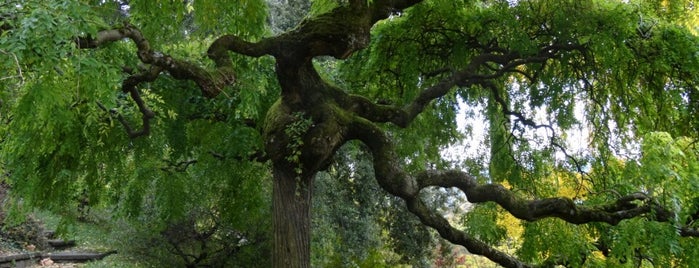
<box><xmin>263</xmin><ymin>63</ymin><xmax>348</xmax><ymax>267</ymax></box>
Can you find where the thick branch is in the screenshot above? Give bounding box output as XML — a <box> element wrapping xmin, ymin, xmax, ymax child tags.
<box><xmin>417</xmin><ymin>170</ymin><xmax>673</xmax><ymax>225</ymax></box>
<box><xmin>339</xmin><ymin>94</ymin><xmax>410</xmax><ymax>127</ymax></box>
<box><xmin>77</xmin><ymin>22</ymin><xmax>235</xmax><ymax>98</ymax></box>
<box><xmin>223</xmin><ymin>0</ymin><xmax>423</xmax><ymax>63</ymax></box>
<box><xmin>350</xmin><ymin>110</ymin><xmax>680</xmax><ymax>267</ymax></box>
<box><xmin>78</xmin><ymin>23</ymin><xmax>253</xmax><ymax>138</ymax></box>
<box><xmin>207</xmin><ymin>35</ymin><xmax>272</xmax><ymax>66</ymax></box>
<box><xmin>348</xmin><ymin>117</ymin><xmax>532</xmax><ymax>268</ymax></box>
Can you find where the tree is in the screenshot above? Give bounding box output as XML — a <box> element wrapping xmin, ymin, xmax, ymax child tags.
<box><xmin>2</xmin><ymin>0</ymin><xmax>699</xmax><ymax>267</ymax></box>
<box><xmin>312</xmin><ymin>142</ymin><xmax>435</xmax><ymax>267</ymax></box>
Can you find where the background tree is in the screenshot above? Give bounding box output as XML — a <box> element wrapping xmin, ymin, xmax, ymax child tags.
<box><xmin>1</xmin><ymin>0</ymin><xmax>699</xmax><ymax>267</ymax></box>
<box><xmin>312</xmin><ymin>142</ymin><xmax>436</xmax><ymax>266</ymax></box>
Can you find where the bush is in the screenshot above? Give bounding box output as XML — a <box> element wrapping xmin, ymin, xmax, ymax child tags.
<box><xmin>112</xmin><ymin>208</ymin><xmax>270</xmax><ymax>268</ymax></box>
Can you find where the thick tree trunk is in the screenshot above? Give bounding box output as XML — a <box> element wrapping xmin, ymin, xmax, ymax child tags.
<box><xmin>272</xmin><ymin>166</ymin><xmax>314</xmax><ymax>268</ymax></box>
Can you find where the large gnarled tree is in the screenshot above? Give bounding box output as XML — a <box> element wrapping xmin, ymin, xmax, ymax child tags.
<box><xmin>2</xmin><ymin>0</ymin><xmax>699</xmax><ymax>267</ymax></box>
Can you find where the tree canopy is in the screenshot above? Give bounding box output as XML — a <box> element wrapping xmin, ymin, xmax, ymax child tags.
<box><xmin>1</xmin><ymin>0</ymin><xmax>699</xmax><ymax>267</ymax></box>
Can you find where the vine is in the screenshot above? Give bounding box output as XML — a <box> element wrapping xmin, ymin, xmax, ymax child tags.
<box><xmin>284</xmin><ymin>112</ymin><xmax>313</xmax><ymax>180</ymax></box>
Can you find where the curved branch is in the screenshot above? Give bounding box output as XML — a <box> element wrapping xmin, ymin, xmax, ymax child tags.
<box><xmin>234</xmin><ymin>0</ymin><xmax>423</xmax><ymax>62</ymax></box>
<box><xmin>77</xmin><ymin>22</ymin><xmax>235</xmax><ymax>98</ymax></box>
<box><xmin>207</xmin><ymin>35</ymin><xmax>273</xmax><ymax>66</ymax></box>
<box><xmin>417</xmin><ymin>170</ymin><xmax>673</xmax><ymax>224</ymax></box>
<box><xmin>348</xmin><ymin>117</ymin><xmax>533</xmax><ymax>268</ymax></box>
<box><xmin>404</xmin><ymin>196</ymin><xmax>531</xmax><ymax>268</ymax></box>
<box><xmin>350</xmin><ymin>108</ymin><xmax>680</xmax><ymax>267</ymax></box>
<box><xmin>96</xmin><ymin>66</ymin><xmax>159</xmax><ymax>138</ymax></box>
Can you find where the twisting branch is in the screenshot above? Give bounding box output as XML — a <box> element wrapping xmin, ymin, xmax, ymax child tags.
<box><xmin>76</xmin><ymin>22</ymin><xmax>247</xmax><ymax>138</ymax></box>
<box><xmin>347</xmin><ymin>106</ymin><xmax>685</xmax><ymax>267</ymax></box>
<box><xmin>160</xmin><ymin>159</ymin><xmax>199</xmax><ymax>172</ymax></box>
<box><xmin>207</xmin><ymin>35</ymin><xmax>272</xmax><ymax>66</ymax></box>
<box><xmin>78</xmin><ymin>22</ymin><xmax>237</xmax><ymax>98</ymax></box>
<box><xmin>96</xmin><ymin>65</ymin><xmax>160</xmax><ymax>138</ymax></box>
<box><xmin>349</xmin><ymin>118</ymin><xmax>532</xmax><ymax>267</ymax></box>
<box><xmin>417</xmin><ymin>171</ymin><xmax>675</xmax><ymax>224</ymax></box>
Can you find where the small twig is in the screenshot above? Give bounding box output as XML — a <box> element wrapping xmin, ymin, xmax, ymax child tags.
<box><xmin>160</xmin><ymin>159</ymin><xmax>199</xmax><ymax>172</ymax></box>
<box><xmin>0</xmin><ymin>49</ymin><xmax>24</xmax><ymax>85</ymax></box>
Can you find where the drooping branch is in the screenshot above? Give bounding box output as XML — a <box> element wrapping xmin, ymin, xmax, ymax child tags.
<box><xmin>485</xmin><ymin>79</ymin><xmax>591</xmax><ymax>178</ymax></box>
<box><xmin>348</xmin><ymin>117</ymin><xmax>533</xmax><ymax>267</ymax></box>
<box><xmin>77</xmin><ymin>22</ymin><xmax>236</xmax><ymax>98</ymax></box>
<box><xmin>416</xmin><ymin>170</ymin><xmax>675</xmax><ymax>224</ymax></box>
<box><xmin>77</xmin><ymin>22</ymin><xmax>245</xmax><ymax>138</ymax></box>
<box><xmin>348</xmin><ymin>108</ymin><xmax>686</xmax><ymax>267</ymax></box>
<box><xmin>0</xmin><ymin>49</ymin><xmax>24</xmax><ymax>84</ymax></box>
<box><xmin>486</xmin><ymin>81</ymin><xmax>553</xmax><ymax>130</ymax></box>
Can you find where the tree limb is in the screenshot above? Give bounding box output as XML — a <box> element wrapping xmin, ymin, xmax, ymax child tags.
<box><xmin>348</xmin><ymin>116</ymin><xmax>532</xmax><ymax>268</ymax></box>
<box><xmin>95</xmin><ymin>65</ymin><xmax>160</xmax><ymax>138</ymax></box>
<box><xmin>77</xmin><ymin>22</ymin><xmax>236</xmax><ymax>98</ymax></box>
<box><xmin>349</xmin><ymin>109</ymin><xmax>682</xmax><ymax>267</ymax></box>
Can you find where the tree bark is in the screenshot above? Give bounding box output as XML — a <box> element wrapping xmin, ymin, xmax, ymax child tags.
<box><xmin>272</xmin><ymin>165</ymin><xmax>314</xmax><ymax>268</ymax></box>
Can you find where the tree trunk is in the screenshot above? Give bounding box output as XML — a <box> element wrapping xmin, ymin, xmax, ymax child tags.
<box><xmin>272</xmin><ymin>165</ymin><xmax>314</xmax><ymax>268</ymax></box>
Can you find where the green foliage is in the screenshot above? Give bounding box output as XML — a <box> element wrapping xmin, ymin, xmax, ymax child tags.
<box><xmin>506</xmin><ymin>131</ymin><xmax>699</xmax><ymax>266</ymax></box>
<box><xmin>518</xmin><ymin>219</ymin><xmax>591</xmax><ymax>266</ymax></box>
<box><xmin>0</xmin><ymin>3</ymin><xmax>276</xmax><ymax>266</ymax></box>
<box><xmin>312</xmin><ymin>143</ymin><xmax>435</xmax><ymax>267</ymax></box>
<box><xmin>129</xmin><ymin>0</ymin><xmax>268</xmax><ymax>43</ymax></box>
<box><xmin>462</xmin><ymin>204</ymin><xmax>507</xmax><ymax>245</ymax></box>
<box><xmin>309</xmin><ymin>0</ymin><xmax>344</xmax><ymax>16</ymax></box>
<box><xmin>285</xmin><ymin>112</ymin><xmax>313</xmax><ymax>177</ymax></box>
<box><xmin>191</xmin><ymin>0</ymin><xmax>268</xmax><ymax>39</ymax></box>
<box><xmin>592</xmin><ymin>132</ymin><xmax>699</xmax><ymax>223</ymax></box>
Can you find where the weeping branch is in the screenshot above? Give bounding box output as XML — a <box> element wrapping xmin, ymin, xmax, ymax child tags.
<box><xmin>78</xmin><ymin>22</ymin><xmax>239</xmax><ymax>138</ymax></box>
<box><xmin>349</xmin><ymin>117</ymin><xmax>531</xmax><ymax>268</ymax></box>
<box><xmin>77</xmin><ymin>22</ymin><xmax>236</xmax><ymax>98</ymax></box>
<box><xmin>348</xmin><ymin>110</ymin><xmax>688</xmax><ymax>267</ymax></box>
